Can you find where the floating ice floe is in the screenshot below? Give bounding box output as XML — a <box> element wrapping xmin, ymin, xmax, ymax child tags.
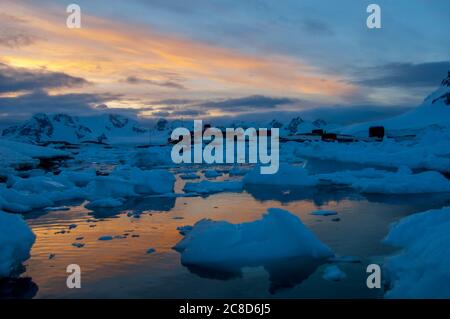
<box><xmin>183</xmin><ymin>180</ymin><xmax>243</xmax><ymax>195</ymax></box>
<box><xmin>243</xmin><ymin>163</ymin><xmax>318</xmax><ymax>187</ymax></box>
<box><xmin>85</xmin><ymin>198</ymin><xmax>124</xmax><ymax>209</ymax></box>
<box><xmin>111</xmin><ymin>166</ymin><xmax>175</xmax><ymax>195</ymax></box>
<box><xmin>318</xmin><ymin>166</ymin><xmax>450</xmax><ymax>194</ymax></box>
<box><xmin>174</xmin><ymin>208</ymin><xmax>333</xmax><ymax>271</ymax></box>
<box><xmin>322</xmin><ymin>265</ymin><xmax>346</xmax><ymax>281</ymax></box>
<box><xmin>228</xmin><ymin>166</ymin><xmax>251</xmax><ymax>177</ymax></box>
<box><xmin>133</xmin><ymin>146</ymin><xmax>174</xmax><ymax>168</ymax></box>
<box><xmin>0</xmin><ymin>211</ymin><xmax>36</xmax><ymax>278</ymax></box>
<box><xmin>98</xmin><ymin>236</ymin><xmax>114</xmax><ymax>241</ymax></box>
<box><xmin>0</xmin><ymin>139</ymin><xmax>70</xmax><ymax>170</ymax></box>
<box><xmin>0</xmin><ymin>185</ymin><xmax>53</xmax><ymax>213</ymax></box>
<box><xmin>383</xmin><ymin>206</ymin><xmax>450</xmax><ymax>298</ymax></box>
<box><xmin>203</xmin><ymin>169</ymin><xmax>222</xmax><ymax>178</ymax></box>
<box><xmin>179</xmin><ymin>173</ymin><xmax>200</xmax><ymax>180</ymax></box>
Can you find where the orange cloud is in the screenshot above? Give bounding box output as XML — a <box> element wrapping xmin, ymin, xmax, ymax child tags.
<box><xmin>0</xmin><ymin>1</ymin><xmax>357</xmax><ymax>110</ymax></box>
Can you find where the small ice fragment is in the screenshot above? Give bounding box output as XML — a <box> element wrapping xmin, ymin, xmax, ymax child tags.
<box><xmin>203</xmin><ymin>170</ymin><xmax>222</xmax><ymax>178</ymax></box>
<box><xmin>180</xmin><ymin>173</ymin><xmax>200</xmax><ymax>180</ymax></box>
<box><xmin>322</xmin><ymin>265</ymin><xmax>346</xmax><ymax>281</ymax></box>
<box><xmin>177</xmin><ymin>225</ymin><xmax>193</xmax><ymax>236</ymax></box>
<box><xmin>146</xmin><ymin>248</ymin><xmax>156</xmax><ymax>254</ymax></box>
<box><xmin>98</xmin><ymin>236</ymin><xmax>113</xmax><ymax>241</ymax></box>
<box><xmin>311</xmin><ymin>210</ymin><xmax>338</xmax><ymax>216</ymax></box>
<box><xmin>72</xmin><ymin>242</ymin><xmax>85</xmax><ymax>248</ymax></box>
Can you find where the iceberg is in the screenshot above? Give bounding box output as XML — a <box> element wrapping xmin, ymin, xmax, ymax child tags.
<box><xmin>243</xmin><ymin>163</ymin><xmax>318</xmax><ymax>187</ymax></box>
<box><xmin>183</xmin><ymin>180</ymin><xmax>243</xmax><ymax>195</ymax></box>
<box><xmin>0</xmin><ymin>211</ymin><xmax>36</xmax><ymax>278</ymax></box>
<box><xmin>174</xmin><ymin>208</ymin><xmax>333</xmax><ymax>271</ymax></box>
<box><xmin>383</xmin><ymin>206</ymin><xmax>450</xmax><ymax>298</ymax></box>
<box><xmin>322</xmin><ymin>265</ymin><xmax>346</xmax><ymax>281</ymax></box>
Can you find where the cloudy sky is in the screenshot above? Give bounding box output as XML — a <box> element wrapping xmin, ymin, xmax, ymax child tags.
<box><xmin>0</xmin><ymin>0</ymin><xmax>449</xmax><ymax>123</ymax></box>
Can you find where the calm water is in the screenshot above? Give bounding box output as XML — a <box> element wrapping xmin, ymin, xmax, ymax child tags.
<box><xmin>4</xmin><ymin>153</ymin><xmax>450</xmax><ymax>299</ymax></box>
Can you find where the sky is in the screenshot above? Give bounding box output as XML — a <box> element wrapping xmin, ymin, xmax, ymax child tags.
<box><xmin>0</xmin><ymin>0</ymin><xmax>449</xmax><ymax>124</ymax></box>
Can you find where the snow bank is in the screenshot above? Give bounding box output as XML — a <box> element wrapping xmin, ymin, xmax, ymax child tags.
<box><xmin>383</xmin><ymin>206</ymin><xmax>450</xmax><ymax>298</ymax></box>
<box><xmin>318</xmin><ymin>167</ymin><xmax>450</xmax><ymax>194</ymax></box>
<box><xmin>243</xmin><ymin>163</ymin><xmax>318</xmax><ymax>187</ymax></box>
<box><xmin>296</xmin><ymin>126</ymin><xmax>450</xmax><ymax>173</ymax></box>
<box><xmin>0</xmin><ymin>211</ymin><xmax>36</xmax><ymax>278</ymax></box>
<box><xmin>183</xmin><ymin>180</ymin><xmax>243</xmax><ymax>195</ymax></box>
<box><xmin>174</xmin><ymin>208</ymin><xmax>333</xmax><ymax>269</ymax></box>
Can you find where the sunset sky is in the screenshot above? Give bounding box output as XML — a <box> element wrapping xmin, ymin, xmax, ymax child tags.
<box><xmin>0</xmin><ymin>0</ymin><xmax>449</xmax><ymax>123</ymax></box>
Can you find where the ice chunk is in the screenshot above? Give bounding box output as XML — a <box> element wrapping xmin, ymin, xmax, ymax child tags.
<box><xmin>229</xmin><ymin>166</ymin><xmax>251</xmax><ymax>176</ymax></box>
<box><xmin>85</xmin><ymin>176</ymin><xmax>137</xmax><ymax>200</ymax></box>
<box><xmin>243</xmin><ymin>163</ymin><xmax>318</xmax><ymax>187</ymax></box>
<box><xmin>174</xmin><ymin>208</ymin><xmax>333</xmax><ymax>269</ymax></box>
<box><xmin>183</xmin><ymin>180</ymin><xmax>243</xmax><ymax>194</ymax></box>
<box><xmin>203</xmin><ymin>170</ymin><xmax>222</xmax><ymax>178</ymax></box>
<box><xmin>111</xmin><ymin>167</ymin><xmax>175</xmax><ymax>194</ymax></box>
<box><xmin>383</xmin><ymin>206</ymin><xmax>450</xmax><ymax>298</ymax></box>
<box><xmin>179</xmin><ymin>173</ymin><xmax>200</xmax><ymax>180</ymax></box>
<box><xmin>98</xmin><ymin>236</ymin><xmax>114</xmax><ymax>241</ymax></box>
<box><xmin>85</xmin><ymin>198</ymin><xmax>124</xmax><ymax>209</ymax></box>
<box><xmin>0</xmin><ymin>185</ymin><xmax>53</xmax><ymax>213</ymax></box>
<box><xmin>322</xmin><ymin>265</ymin><xmax>346</xmax><ymax>281</ymax></box>
<box><xmin>0</xmin><ymin>211</ymin><xmax>36</xmax><ymax>278</ymax></box>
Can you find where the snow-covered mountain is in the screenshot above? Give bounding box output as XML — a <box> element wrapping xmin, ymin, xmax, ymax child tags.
<box><xmin>1</xmin><ymin>112</ymin><xmax>333</xmax><ymax>145</ymax></box>
<box><xmin>267</xmin><ymin>117</ymin><xmax>328</xmax><ymax>135</ymax></box>
<box><xmin>344</xmin><ymin>71</ymin><xmax>450</xmax><ymax>136</ymax></box>
<box><xmin>1</xmin><ymin>113</ymin><xmax>149</xmax><ymax>144</ymax></box>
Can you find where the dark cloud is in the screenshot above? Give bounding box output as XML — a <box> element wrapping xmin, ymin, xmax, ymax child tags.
<box><xmin>0</xmin><ymin>33</ymin><xmax>36</xmax><ymax>48</ymax></box>
<box><xmin>301</xmin><ymin>19</ymin><xmax>334</xmax><ymax>36</ymax></box>
<box><xmin>356</xmin><ymin>61</ymin><xmax>450</xmax><ymax>88</ymax></box>
<box><xmin>0</xmin><ymin>63</ymin><xmax>89</xmax><ymax>94</ymax></box>
<box><xmin>151</xmin><ymin>107</ymin><xmax>208</xmax><ymax>118</ymax></box>
<box><xmin>0</xmin><ymin>90</ymin><xmax>119</xmax><ymax>120</ymax></box>
<box><xmin>170</xmin><ymin>109</ymin><xmax>208</xmax><ymax>117</ymax></box>
<box><xmin>124</xmin><ymin>76</ymin><xmax>185</xmax><ymax>90</ymax></box>
<box><xmin>151</xmin><ymin>111</ymin><xmax>171</xmax><ymax>118</ymax></box>
<box><xmin>199</xmin><ymin>95</ymin><xmax>299</xmax><ymax>110</ymax></box>
<box><xmin>0</xmin><ymin>13</ymin><xmax>38</xmax><ymax>48</ymax></box>
<box><xmin>150</xmin><ymin>98</ymin><xmax>196</xmax><ymax>105</ymax></box>
<box><xmin>211</xmin><ymin>105</ymin><xmax>412</xmax><ymax>126</ymax></box>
